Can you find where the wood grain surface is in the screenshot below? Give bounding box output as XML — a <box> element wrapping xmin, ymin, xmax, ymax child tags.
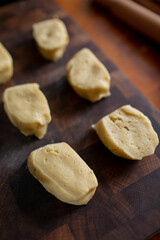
<box><xmin>0</xmin><ymin>0</ymin><xmax>160</xmax><ymax>240</ymax></box>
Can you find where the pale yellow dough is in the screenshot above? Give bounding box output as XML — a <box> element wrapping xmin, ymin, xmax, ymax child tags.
<box><xmin>3</xmin><ymin>83</ymin><xmax>51</xmax><ymax>139</ymax></box>
<box><xmin>28</xmin><ymin>142</ymin><xmax>98</xmax><ymax>205</ymax></box>
<box><xmin>33</xmin><ymin>18</ymin><xmax>69</xmax><ymax>61</ymax></box>
<box><xmin>67</xmin><ymin>48</ymin><xmax>111</xmax><ymax>102</ymax></box>
<box><xmin>0</xmin><ymin>42</ymin><xmax>13</xmax><ymax>84</ymax></box>
<box><xmin>92</xmin><ymin>105</ymin><xmax>159</xmax><ymax>160</ymax></box>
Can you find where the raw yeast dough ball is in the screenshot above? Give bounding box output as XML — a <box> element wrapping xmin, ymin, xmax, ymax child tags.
<box><xmin>28</xmin><ymin>142</ymin><xmax>98</xmax><ymax>205</ymax></box>
<box><xmin>33</xmin><ymin>18</ymin><xmax>69</xmax><ymax>61</ymax></box>
<box><xmin>93</xmin><ymin>105</ymin><xmax>159</xmax><ymax>160</ymax></box>
<box><xmin>0</xmin><ymin>42</ymin><xmax>13</xmax><ymax>84</ymax></box>
<box><xmin>3</xmin><ymin>83</ymin><xmax>51</xmax><ymax>139</ymax></box>
<box><xmin>67</xmin><ymin>48</ymin><xmax>111</xmax><ymax>102</ymax></box>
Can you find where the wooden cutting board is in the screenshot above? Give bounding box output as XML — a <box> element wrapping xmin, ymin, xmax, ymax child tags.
<box><xmin>0</xmin><ymin>0</ymin><xmax>160</xmax><ymax>239</ymax></box>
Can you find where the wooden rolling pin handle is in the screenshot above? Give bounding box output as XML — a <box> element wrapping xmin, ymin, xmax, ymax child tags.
<box><xmin>95</xmin><ymin>0</ymin><xmax>160</xmax><ymax>43</ymax></box>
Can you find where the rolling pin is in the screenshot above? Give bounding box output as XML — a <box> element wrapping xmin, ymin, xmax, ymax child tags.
<box><xmin>94</xmin><ymin>0</ymin><xmax>160</xmax><ymax>44</ymax></box>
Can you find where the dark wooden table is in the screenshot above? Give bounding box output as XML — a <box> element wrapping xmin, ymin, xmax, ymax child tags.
<box><xmin>0</xmin><ymin>0</ymin><xmax>160</xmax><ymax>239</ymax></box>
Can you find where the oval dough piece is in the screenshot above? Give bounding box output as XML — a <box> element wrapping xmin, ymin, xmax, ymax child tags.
<box><xmin>92</xmin><ymin>105</ymin><xmax>159</xmax><ymax>160</ymax></box>
<box><xmin>3</xmin><ymin>83</ymin><xmax>51</xmax><ymax>139</ymax></box>
<box><xmin>67</xmin><ymin>48</ymin><xmax>111</xmax><ymax>102</ymax></box>
<box><xmin>33</xmin><ymin>18</ymin><xmax>69</xmax><ymax>61</ymax></box>
<box><xmin>28</xmin><ymin>142</ymin><xmax>98</xmax><ymax>205</ymax></box>
<box><xmin>0</xmin><ymin>42</ymin><xmax>13</xmax><ymax>84</ymax></box>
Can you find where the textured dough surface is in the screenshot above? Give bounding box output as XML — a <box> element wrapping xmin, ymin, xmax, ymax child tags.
<box><xmin>93</xmin><ymin>105</ymin><xmax>159</xmax><ymax>160</ymax></box>
<box><xmin>28</xmin><ymin>142</ymin><xmax>98</xmax><ymax>205</ymax></box>
<box><xmin>0</xmin><ymin>42</ymin><xmax>13</xmax><ymax>84</ymax></box>
<box><xmin>3</xmin><ymin>83</ymin><xmax>51</xmax><ymax>139</ymax></box>
<box><xmin>67</xmin><ymin>48</ymin><xmax>111</xmax><ymax>102</ymax></box>
<box><xmin>33</xmin><ymin>18</ymin><xmax>69</xmax><ymax>61</ymax></box>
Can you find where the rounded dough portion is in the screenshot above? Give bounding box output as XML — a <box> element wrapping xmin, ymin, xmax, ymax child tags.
<box><xmin>3</xmin><ymin>83</ymin><xmax>51</xmax><ymax>139</ymax></box>
<box><xmin>93</xmin><ymin>105</ymin><xmax>159</xmax><ymax>160</ymax></box>
<box><xmin>28</xmin><ymin>142</ymin><xmax>98</xmax><ymax>205</ymax></box>
<box><xmin>33</xmin><ymin>18</ymin><xmax>69</xmax><ymax>61</ymax></box>
<box><xmin>67</xmin><ymin>48</ymin><xmax>111</xmax><ymax>102</ymax></box>
<box><xmin>0</xmin><ymin>42</ymin><xmax>13</xmax><ymax>84</ymax></box>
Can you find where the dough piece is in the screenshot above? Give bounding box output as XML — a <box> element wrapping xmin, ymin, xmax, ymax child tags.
<box><xmin>28</xmin><ymin>142</ymin><xmax>98</xmax><ymax>205</ymax></box>
<box><xmin>92</xmin><ymin>105</ymin><xmax>159</xmax><ymax>160</ymax></box>
<box><xmin>67</xmin><ymin>48</ymin><xmax>111</xmax><ymax>102</ymax></box>
<box><xmin>33</xmin><ymin>18</ymin><xmax>69</xmax><ymax>61</ymax></box>
<box><xmin>3</xmin><ymin>83</ymin><xmax>51</xmax><ymax>139</ymax></box>
<box><xmin>0</xmin><ymin>42</ymin><xmax>13</xmax><ymax>84</ymax></box>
